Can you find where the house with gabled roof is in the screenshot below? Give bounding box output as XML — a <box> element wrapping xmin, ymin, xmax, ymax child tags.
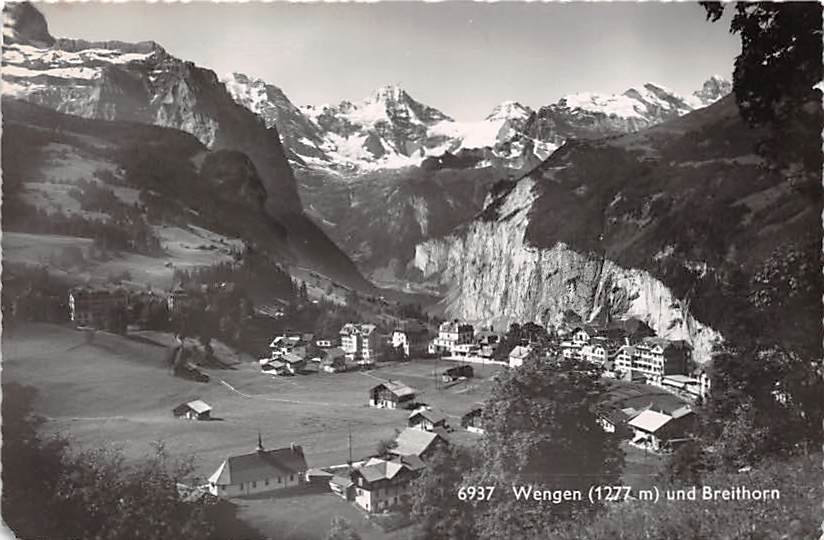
<box><xmin>208</xmin><ymin>436</ymin><xmax>308</xmax><ymax>497</ymax></box>
<box><xmin>172</xmin><ymin>399</ymin><xmax>212</xmax><ymax>421</ymax></box>
<box><xmin>408</xmin><ymin>408</ymin><xmax>448</xmax><ymax>432</ymax></box>
<box><xmin>627</xmin><ymin>407</ymin><xmax>696</xmax><ymax>453</ymax></box>
<box><xmin>351</xmin><ymin>454</ymin><xmax>425</xmax><ymax>513</ymax></box>
<box><xmin>369</xmin><ymin>381</ymin><xmax>417</xmax><ymax>409</ymax></box>
<box><xmin>390</xmin><ymin>427</ymin><xmax>448</xmax><ymax>460</ymax></box>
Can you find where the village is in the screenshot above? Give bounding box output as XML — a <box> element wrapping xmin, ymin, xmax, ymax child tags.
<box><xmin>3</xmin><ymin>278</ymin><xmax>710</xmax><ymax>536</ymax></box>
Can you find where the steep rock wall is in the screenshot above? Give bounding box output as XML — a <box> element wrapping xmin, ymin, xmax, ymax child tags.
<box><xmin>413</xmin><ymin>179</ymin><xmax>721</xmax><ymax>362</ymax></box>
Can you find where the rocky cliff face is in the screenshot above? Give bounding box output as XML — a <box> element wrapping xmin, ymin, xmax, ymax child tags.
<box><xmin>2</xmin><ymin>4</ymin><xmax>299</xmax><ymax>213</ymax></box>
<box><xmin>414</xmin><ymin>95</ymin><xmax>821</xmax><ymax>363</ymax></box>
<box><xmin>1</xmin><ymin>2</ymin><xmax>373</xmax><ymax>292</ymax></box>
<box><xmin>413</xmin><ymin>179</ymin><xmax>721</xmax><ymax>361</ymax></box>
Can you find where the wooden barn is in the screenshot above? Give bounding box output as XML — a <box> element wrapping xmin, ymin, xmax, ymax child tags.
<box><xmin>173</xmin><ymin>400</ymin><xmax>212</xmax><ymax>421</ymax></box>
<box><xmin>369</xmin><ymin>381</ymin><xmax>417</xmax><ymax>409</ymax></box>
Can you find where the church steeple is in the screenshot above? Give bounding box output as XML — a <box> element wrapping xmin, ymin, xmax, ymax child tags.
<box><xmin>256</xmin><ymin>431</ymin><xmax>264</xmax><ymax>452</ymax></box>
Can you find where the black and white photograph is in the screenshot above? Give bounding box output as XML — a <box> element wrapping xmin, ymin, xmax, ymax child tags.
<box><xmin>1</xmin><ymin>1</ymin><xmax>822</xmax><ymax>539</ymax></box>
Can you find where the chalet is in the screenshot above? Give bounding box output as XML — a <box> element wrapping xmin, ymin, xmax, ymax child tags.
<box><xmin>340</xmin><ymin>323</ymin><xmax>380</xmax><ymax>363</ymax></box>
<box><xmin>461</xmin><ymin>406</ymin><xmax>484</xmax><ymax>434</ymax></box>
<box><xmin>571</xmin><ymin>325</ymin><xmax>599</xmax><ymax>345</ymax></box>
<box><xmin>508</xmin><ymin>345</ymin><xmax>532</xmax><ymax>368</ymax></box>
<box><xmin>390</xmin><ymin>427</ymin><xmax>448</xmax><ymax>460</ymax></box>
<box><xmin>369</xmin><ymin>381</ymin><xmax>417</xmax><ymax>409</ymax></box>
<box><xmin>408</xmin><ymin>408</ymin><xmax>448</xmax><ymax>432</ymax></box>
<box><xmin>351</xmin><ymin>454</ymin><xmax>425</xmax><ymax>513</ymax></box>
<box><xmin>430</xmin><ymin>320</ymin><xmax>474</xmax><ymax>355</ymax></box>
<box><xmin>627</xmin><ymin>408</ymin><xmax>696</xmax><ymax>453</ymax></box>
<box><xmin>442</xmin><ymin>364</ymin><xmax>473</xmax><ymax>382</ymax></box>
<box><xmin>68</xmin><ymin>287</ymin><xmax>128</xmax><ymax>330</ymax></box>
<box><xmin>392</xmin><ymin>321</ymin><xmax>429</xmax><ymax>357</ymax></box>
<box><xmin>208</xmin><ymin>438</ymin><xmax>308</xmax><ymax>497</ymax></box>
<box><xmin>172</xmin><ymin>399</ymin><xmax>212</xmax><ymax>421</ymax></box>
<box><xmin>628</xmin><ymin>410</ymin><xmax>672</xmax><ymax>452</ymax></box>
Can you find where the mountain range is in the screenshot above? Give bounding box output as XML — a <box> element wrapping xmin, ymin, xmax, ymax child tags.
<box><xmin>6</xmin><ymin>2</ymin><xmax>813</xmax><ymax>366</ymax></box>
<box><xmin>2</xmin><ymin>1</ymin><xmax>371</xmax><ymax>292</ymax></box>
<box><xmin>412</xmin><ymin>94</ymin><xmax>821</xmax><ymax>361</ymax></box>
<box><xmin>222</xmin><ymin>72</ymin><xmax>731</xmax><ymax>174</ymax></box>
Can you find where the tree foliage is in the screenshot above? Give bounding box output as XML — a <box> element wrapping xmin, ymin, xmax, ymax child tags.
<box><xmin>468</xmin><ymin>357</ymin><xmax>623</xmax><ymax>538</ymax></box>
<box><xmin>408</xmin><ymin>446</ymin><xmax>476</xmax><ymax>540</ymax></box>
<box><xmin>2</xmin><ymin>383</ymin><xmax>216</xmax><ymax>540</ymax></box>
<box><xmin>701</xmin><ymin>2</ymin><xmax>823</xmax><ymax>125</ymax></box>
<box><xmin>325</xmin><ymin>516</ymin><xmax>362</xmax><ymax>540</ymax></box>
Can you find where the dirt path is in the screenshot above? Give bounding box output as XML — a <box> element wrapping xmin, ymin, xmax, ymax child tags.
<box><xmin>217</xmin><ymin>379</ymin><xmax>361</xmax><ymax>408</ymax></box>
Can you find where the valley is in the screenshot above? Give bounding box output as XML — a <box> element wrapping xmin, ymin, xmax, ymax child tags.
<box><xmin>2</xmin><ymin>2</ymin><xmax>822</xmax><ymax>540</ymax></box>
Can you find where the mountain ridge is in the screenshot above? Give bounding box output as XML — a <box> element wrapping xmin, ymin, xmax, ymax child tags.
<box><xmin>1</xmin><ymin>1</ymin><xmax>373</xmax><ymax>292</ymax></box>
<box><xmin>222</xmin><ymin>72</ymin><xmax>731</xmax><ymax>174</ymax></box>
<box><xmin>412</xmin><ymin>94</ymin><xmax>821</xmax><ymax>361</ymax></box>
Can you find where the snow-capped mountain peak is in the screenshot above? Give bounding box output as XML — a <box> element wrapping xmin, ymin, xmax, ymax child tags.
<box><xmin>369</xmin><ymin>84</ymin><xmax>409</xmax><ymax>103</ymax></box>
<box><xmin>220</xmin><ymin>74</ymin><xmax>732</xmax><ymax>174</ymax></box>
<box><xmin>691</xmin><ymin>75</ymin><xmax>733</xmax><ymax>107</ymax></box>
<box><xmin>486</xmin><ymin>100</ymin><xmax>533</xmax><ymax>121</ymax></box>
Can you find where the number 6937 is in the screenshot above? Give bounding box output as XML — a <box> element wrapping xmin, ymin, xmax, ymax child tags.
<box><xmin>457</xmin><ymin>486</ymin><xmax>495</xmax><ymax>501</ymax></box>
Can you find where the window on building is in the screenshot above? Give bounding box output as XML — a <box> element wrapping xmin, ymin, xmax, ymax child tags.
<box><xmin>265</xmin><ymin>479</ymin><xmax>269</xmax><ymax>486</ymax></box>
<box><xmin>290</xmin><ymin>474</ymin><xmax>294</xmax><ymax>482</ymax></box>
<box><xmin>252</xmin><ymin>482</ymin><xmax>257</xmax><ymax>488</ymax></box>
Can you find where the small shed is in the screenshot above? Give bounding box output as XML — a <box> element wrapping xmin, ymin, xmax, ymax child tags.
<box><xmin>173</xmin><ymin>400</ymin><xmax>212</xmax><ymax>421</ymax></box>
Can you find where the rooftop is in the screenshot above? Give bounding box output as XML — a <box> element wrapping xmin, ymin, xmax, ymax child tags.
<box><xmin>628</xmin><ymin>409</ymin><xmax>672</xmax><ymax>434</ymax></box>
<box><xmin>355</xmin><ymin>454</ymin><xmax>425</xmax><ymax>484</ymax></box>
<box><xmin>390</xmin><ymin>427</ymin><xmax>443</xmax><ymax>457</ymax></box>
<box><xmin>209</xmin><ymin>445</ymin><xmax>307</xmax><ymax>486</ymax></box>
<box><xmin>509</xmin><ymin>345</ymin><xmax>532</xmax><ymax>359</ymax></box>
<box><xmin>183</xmin><ymin>399</ymin><xmax>212</xmax><ymax>414</ymax></box>
<box><xmin>373</xmin><ymin>380</ymin><xmax>417</xmax><ymax>398</ymax></box>
<box><xmin>409</xmin><ymin>408</ymin><xmax>447</xmax><ymax>424</ymax></box>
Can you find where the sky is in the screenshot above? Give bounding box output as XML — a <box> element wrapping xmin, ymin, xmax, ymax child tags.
<box><xmin>40</xmin><ymin>2</ymin><xmax>740</xmax><ymax>121</ymax></box>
